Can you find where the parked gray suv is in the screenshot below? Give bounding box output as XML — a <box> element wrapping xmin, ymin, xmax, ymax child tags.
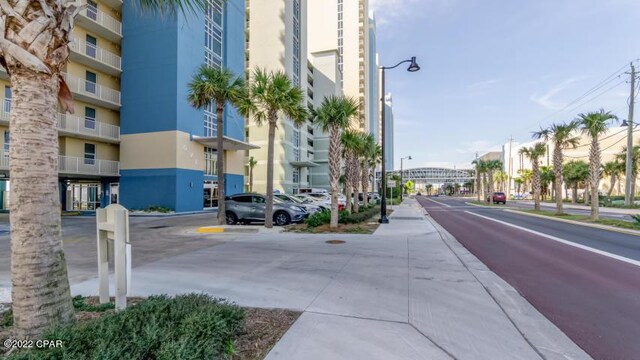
<box><xmin>225</xmin><ymin>193</ymin><xmax>308</xmax><ymax>226</ymax></box>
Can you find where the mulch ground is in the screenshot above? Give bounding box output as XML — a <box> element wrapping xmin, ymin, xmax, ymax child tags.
<box><xmin>1</xmin><ymin>297</ymin><xmax>300</xmax><ymax>360</ymax></box>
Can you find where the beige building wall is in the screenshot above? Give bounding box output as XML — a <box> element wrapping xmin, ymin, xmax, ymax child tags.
<box><xmin>246</xmin><ymin>0</ymin><xmax>313</xmax><ymax>194</ymax></box>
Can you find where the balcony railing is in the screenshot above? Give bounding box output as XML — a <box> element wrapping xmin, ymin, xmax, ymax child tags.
<box><xmin>0</xmin><ymin>100</ymin><xmax>120</xmax><ymax>142</ymax></box>
<box><xmin>58</xmin><ymin>156</ymin><xmax>120</xmax><ymax>176</ymax></box>
<box><xmin>58</xmin><ymin>113</ymin><xmax>120</xmax><ymax>141</ymax></box>
<box><xmin>0</xmin><ymin>154</ymin><xmax>119</xmax><ymax>176</ymax></box>
<box><xmin>69</xmin><ymin>37</ymin><xmax>122</xmax><ymax>72</ymax></box>
<box><xmin>80</xmin><ymin>4</ymin><xmax>122</xmax><ymax>37</ymax></box>
<box><xmin>62</xmin><ymin>73</ymin><xmax>121</xmax><ymax>107</ymax></box>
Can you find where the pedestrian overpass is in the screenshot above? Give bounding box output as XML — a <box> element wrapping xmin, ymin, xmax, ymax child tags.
<box><xmin>377</xmin><ymin>167</ymin><xmax>476</xmax><ymax>189</ymax></box>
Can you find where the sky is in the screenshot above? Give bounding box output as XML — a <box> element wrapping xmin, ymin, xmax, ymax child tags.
<box><xmin>369</xmin><ymin>0</ymin><xmax>640</xmax><ymax>170</ymax></box>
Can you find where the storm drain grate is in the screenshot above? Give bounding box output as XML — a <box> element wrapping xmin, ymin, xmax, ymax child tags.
<box><xmin>147</xmin><ymin>225</ymin><xmax>170</xmax><ymax>229</ymax></box>
<box><xmin>392</xmin><ymin>217</ymin><xmax>423</xmax><ymax>220</ymax></box>
<box><xmin>325</xmin><ymin>240</ymin><xmax>346</xmax><ymax>245</ymax></box>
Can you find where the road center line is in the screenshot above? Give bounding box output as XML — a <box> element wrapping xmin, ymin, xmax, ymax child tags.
<box><xmin>426</xmin><ymin>198</ymin><xmax>451</xmax><ymax>207</ymax></box>
<box><xmin>464</xmin><ymin>210</ymin><xmax>640</xmax><ymax>268</ymax></box>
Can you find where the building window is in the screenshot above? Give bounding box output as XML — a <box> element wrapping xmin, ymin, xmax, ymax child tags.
<box><xmin>85</xmin><ymin>34</ymin><xmax>97</xmax><ymax>58</ymax></box>
<box><xmin>84</xmin><ymin>143</ymin><xmax>96</xmax><ymax>165</ymax></box>
<box><xmin>4</xmin><ymin>86</ymin><xmax>10</xmax><ymax>113</ymax></box>
<box><xmin>85</xmin><ymin>71</ymin><xmax>96</xmax><ymax>94</ymax></box>
<box><xmin>293</xmin><ymin>168</ymin><xmax>300</xmax><ymax>184</ymax></box>
<box><xmin>204</xmin><ymin>147</ymin><xmax>217</xmax><ymax>176</ymax></box>
<box><xmin>337</xmin><ymin>0</ymin><xmax>344</xmax><ymax>78</ymax></box>
<box><xmin>84</xmin><ymin>107</ymin><xmax>96</xmax><ymax>129</ymax></box>
<box><xmin>86</xmin><ymin>0</ymin><xmax>98</xmax><ymax>20</ymax></box>
<box><xmin>205</xmin><ymin>0</ymin><xmax>223</xmax><ymax>135</ymax></box>
<box><xmin>292</xmin><ymin>0</ymin><xmax>301</xmax><ymax>86</ymax></box>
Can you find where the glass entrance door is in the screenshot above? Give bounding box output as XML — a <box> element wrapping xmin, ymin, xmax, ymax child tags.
<box><xmin>110</xmin><ymin>183</ymin><xmax>119</xmax><ymax>204</ymax></box>
<box><xmin>203</xmin><ymin>180</ymin><xmax>218</xmax><ymax>208</ymax></box>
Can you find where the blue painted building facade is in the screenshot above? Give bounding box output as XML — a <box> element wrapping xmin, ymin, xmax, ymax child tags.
<box><xmin>119</xmin><ymin>0</ymin><xmax>248</xmax><ymax>212</ymax></box>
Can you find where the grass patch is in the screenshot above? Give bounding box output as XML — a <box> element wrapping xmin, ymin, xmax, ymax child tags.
<box><xmin>517</xmin><ymin>210</ymin><xmax>640</xmax><ymax>230</ymax></box>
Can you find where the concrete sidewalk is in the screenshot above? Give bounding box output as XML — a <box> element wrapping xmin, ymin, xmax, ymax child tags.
<box><xmin>71</xmin><ymin>200</ymin><xmax>591</xmax><ymax>359</ymax></box>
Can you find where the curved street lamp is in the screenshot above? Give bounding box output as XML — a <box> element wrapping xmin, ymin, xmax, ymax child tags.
<box><xmin>379</xmin><ymin>57</ymin><xmax>420</xmax><ymax>224</ymax></box>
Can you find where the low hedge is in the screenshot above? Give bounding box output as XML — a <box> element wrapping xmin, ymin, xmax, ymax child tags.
<box><xmin>7</xmin><ymin>294</ymin><xmax>244</xmax><ymax>360</ymax></box>
<box><xmin>305</xmin><ymin>205</ymin><xmax>379</xmax><ymax>228</ymax></box>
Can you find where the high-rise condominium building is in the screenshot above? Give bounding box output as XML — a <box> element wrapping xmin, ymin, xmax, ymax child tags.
<box><xmin>307</xmin><ymin>0</ymin><xmax>376</xmax><ymax>135</ymax></box>
<box><xmin>0</xmin><ymin>0</ymin><xmax>253</xmax><ymax>213</ymax></box>
<box><xmin>246</xmin><ymin>0</ymin><xmax>319</xmax><ymax>194</ymax></box>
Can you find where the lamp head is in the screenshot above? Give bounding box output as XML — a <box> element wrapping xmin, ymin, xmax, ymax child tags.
<box><xmin>408</xmin><ymin>156</ymin><xmax>413</xmax><ymax>160</ymax></box>
<box><xmin>621</xmin><ymin>119</ymin><xmax>629</xmax><ymax>127</ymax></box>
<box><xmin>407</xmin><ymin>57</ymin><xmax>420</xmax><ymax>72</ymax></box>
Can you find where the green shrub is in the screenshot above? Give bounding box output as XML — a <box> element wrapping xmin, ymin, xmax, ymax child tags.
<box><xmin>8</xmin><ymin>294</ymin><xmax>244</xmax><ymax>360</ymax></box>
<box><xmin>340</xmin><ymin>206</ymin><xmax>379</xmax><ymax>224</ymax></box>
<box><xmin>71</xmin><ymin>295</ymin><xmax>114</xmax><ymax>312</ymax></box>
<box><xmin>143</xmin><ymin>205</ymin><xmax>172</xmax><ymax>213</ymax></box>
<box><xmin>305</xmin><ymin>209</ymin><xmax>331</xmax><ymax>227</ymax></box>
<box><xmin>631</xmin><ymin>214</ymin><xmax>640</xmax><ymax>225</ymax></box>
<box><xmin>1</xmin><ymin>307</ymin><xmax>12</xmax><ymax>328</ymax></box>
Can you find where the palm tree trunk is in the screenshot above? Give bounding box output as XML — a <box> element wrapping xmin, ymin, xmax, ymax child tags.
<box><xmin>607</xmin><ymin>175</ymin><xmax>615</xmax><ymax>197</ymax></box>
<box><xmin>476</xmin><ymin>171</ymin><xmax>481</xmax><ymax>202</ymax></box>
<box><xmin>344</xmin><ymin>153</ymin><xmax>353</xmax><ymax>214</ymax></box>
<box><xmin>249</xmin><ymin>166</ymin><xmax>254</xmax><ymax>192</ymax></box>
<box><xmin>10</xmin><ymin>70</ymin><xmax>74</xmax><ymax>338</ymax></box>
<box><xmin>361</xmin><ymin>166</ymin><xmax>369</xmax><ymax>207</ymax></box>
<box><xmin>352</xmin><ymin>159</ymin><xmax>360</xmax><ymax>213</ymax></box>
<box><xmin>553</xmin><ymin>146</ymin><xmax>564</xmax><ymax>215</ymax></box>
<box><xmin>265</xmin><ymin>119</ymin><xmax>276</xmax><ymax>228</ymax></box>
<box><xmin>329</xmin><ymin>127</ymin><xmax>341</xmax><ymax>228</ymax></box>
<box><xmin>572</xmin><ymin>185</ymin><xmax>577</xmax><ymax>204</ymax></box>
<box><xmin>589</xmin><ymin>140</ymin><xmax>601</xmax><ymax>220</ymax></box>
<box><xmin>216</xmin><ymin>107</ymin><xmax>225</xmax><ymax>224</ymax></box>
<box><xmin>488</xmin><ymin>171</ymin><xmax>495</xmax><ymax>205</ymax></box>
<box><xmin>532</xmin><ymin>160</ymin><xmax>541</xmax><ymax>211</ymax></box>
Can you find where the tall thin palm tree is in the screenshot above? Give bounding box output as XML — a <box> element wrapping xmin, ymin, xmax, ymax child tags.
<box><xmin>188</xmin><ymin>65</ymin><xmax>247</xmax><ymax>224</ymax></box>
<box><xmin>359</xmin><ymin>133</ymin><xmax>376</xmax><ymax>208</ymax></box>
<box><xmin>533</xmin><ymin>122</ymin><xmax>580</xmax><ymax>215</ymax></box>
<box><xmin>248</xmin><ymin>156</ymin><xmax>258</xmax><ymax>192</ymax></box>
<box><xmin>0</xmin><ymin>0</ymin><xmax>203</xmax><ymax>338</ymax></box>
<box><xmin>616</xmin><ymin>145</ymin><xmax>640</xmax><ymax>202</ymax></box>
<box><xmin>577</xmin><ymin>109</ymin><xmax>617</xmax><ymax>220</ymax></box>
<box><xmin>311</xmin><ymin>96</ymin><xmax>359</xmax><ymax>228</ymax></box>
<box><xmin>520</xmin><ymin>143</ymin><xmax>546</xmax><ymax>210</ymax></box>
<box><xmin>485</xmin><ymin>160</ymin><xmax>503</xmax><ymax>204</ymax></box>
<box><xmin>341</xmin><ymin>129</ymin><xmax>362</xmax><ymax>214</ymax></box>
<box><xmin>471</xmin><ymin>159</ymin><xmax>486</xmax><ymax>202</ymax></box>
<box><xmin>243</xmin><ymin>69</ymin><xmax>306</xmax><ymax>227</ymax></box>
<box><xmin>603</xmin><ymin>161</ymin><xmax>623</xmax><ymax>198</ymax></box>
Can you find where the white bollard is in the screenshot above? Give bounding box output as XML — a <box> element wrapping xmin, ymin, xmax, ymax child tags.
<box><xmin>96</xmin><ymin>204</ymin><xmax>131</xmax><ymax>310</ymax></box>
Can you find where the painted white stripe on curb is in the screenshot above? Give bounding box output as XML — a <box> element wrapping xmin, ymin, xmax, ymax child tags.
<box><xmin>465</xmin><ymin>211</ymin><xmax>640</xmax><ymax>268</ymax></box>
<box><xmin>426</xmin><ymin>198</ymin><xmax>451</xmax><ymax>208</ymax></box>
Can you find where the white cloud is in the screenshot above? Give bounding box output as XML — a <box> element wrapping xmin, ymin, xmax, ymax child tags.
<box><xmin>466</xmin><ymin>79</ymin><xmax>499</xmax><ymax>91</ymax></box>
<box><xmin>530</xmin><ymin>77</ymin><xmax>585</xmax><ymax>110</ymax></box>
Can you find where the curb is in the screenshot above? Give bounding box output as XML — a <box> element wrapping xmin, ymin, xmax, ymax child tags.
<box><xmin>505</xmin><ymin>209</ymin><xmax>640</xmax><ymax>237</ymax></box>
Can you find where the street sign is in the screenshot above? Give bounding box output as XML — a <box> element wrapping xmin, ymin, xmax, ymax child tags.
<box><xmin>388</xmin><ymin>180</ymin><xmax>396</xmax><ymax>187</ymax></box>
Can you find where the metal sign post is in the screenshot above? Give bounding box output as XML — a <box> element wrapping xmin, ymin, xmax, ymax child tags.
<box><xmin>96</xmin><ymin>204</ymin><xmax>131</xmax><ymax>310</ymax></box>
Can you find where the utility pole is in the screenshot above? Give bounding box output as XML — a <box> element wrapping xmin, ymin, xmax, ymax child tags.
<box><xmin>625</xmin><ymin>63</ymin><xmax>636</xmax><ymax>206</ymax></box>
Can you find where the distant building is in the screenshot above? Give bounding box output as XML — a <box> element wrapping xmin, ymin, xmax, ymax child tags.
<box><xmin>384</xmin><ymin>93</ymin><xmax>394</xmax><ymax>171</ymax></box>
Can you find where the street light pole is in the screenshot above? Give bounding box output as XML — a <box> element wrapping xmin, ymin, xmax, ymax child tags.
<box><xmin>400</xmin><ymin>156</ymin><xmax>412</xmax><ymax>201</ymax></box>
<box><xmin>379</xmin><ymin>57</ymin><xmax>420</xmax><ymax>224</ymax></box>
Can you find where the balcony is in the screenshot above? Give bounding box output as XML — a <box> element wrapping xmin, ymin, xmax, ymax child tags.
<box><xmin>59</xmin><ymin>156</ymin><xmax>119</xmax><ymax>176</ymax></box>
<box><xmin>100</xmin><ymin>0</ymin><xmax>122</xmax><ymax>10</ymax></box>
<box><xmin>0</xmin><ymin>155</ymin><xmax>119</xmax><ymax>177</ymax></box>
<box><xmin>76</xmin><ymin>3</ymin><xmax>122</xmax><ymax>42</ymax></box>
<box><xmin>62</xmin><ymin>73</ymin><xmax>121</xmax><ymax>109</ymax></box>
<box><xmin>0</xmin><ymin>100</ymin><xmax>120</xmax><ymax>143</ymax></box>
<box><xmin>69</xmin><ymin>37</ymin><xmax>122</xmax><ymax>76</ymax></box>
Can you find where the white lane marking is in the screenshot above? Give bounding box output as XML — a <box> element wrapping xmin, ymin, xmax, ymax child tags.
<box><xmin>426</xmin><ymin>198</ymin><xmax>452</xmax><ymax>208</ymax></box>
<box><xmin>464</xmin><ymin>211</ymin><xmax>640</xmax><ymax>268</ymax></box>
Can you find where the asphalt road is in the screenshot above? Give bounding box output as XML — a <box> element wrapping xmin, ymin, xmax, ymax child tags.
<box><xmin>416</xmin><ymin>196</ymin><xmax>640</xmax><ymax>360</ymax></box>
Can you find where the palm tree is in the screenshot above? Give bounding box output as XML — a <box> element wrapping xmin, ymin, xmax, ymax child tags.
<box><xmin>616</xmin><ymin>145</ymin><xmax>640</xmax><ymax>202</ymax></box>
<box><xmin>426</xmin><ymin>184</ymin><xmax>434</xmax><ymax>195</ymax></box>
<box><xmin>563</xmin><ymin>160</ymin><xmax>589</xmax><ymax>204</ymax></box>
<box><xmin>248</xmin><ymin>156</ymin><xmax>258</xmax><ymax>192</ymax></box>
<box><xmin>520</xmin><ymin>143</ymin><xmax>546</xmax><ymax>210</ymax></box>
<box><xmin>540</xmin><ymin>166</ymin><xmax>555</xmax><ymax>200</ymax></box>
<box><xmin>359</xmin><ymin>133</ymin><xmax>377</xmax><ymax>208</ymax></box>
<box><xmin>243</xmin><ymin>69</ymin><xmax>306</xmax><ymax>228</ymax></box>
<box><xmin>188</xmin><ymin>65</ymin><xmax>247</xmax><ymax>224</ymax></box>
<box><xmin>577</xmin><ymin>109</ymin><xmax>617</xmax><ymax>220</ymax></box>
<box><xmin>311</xmin><ymin>96</ymin><xmax>359</xmax><ymax>227</ymax></box>
<box><xmin>485</xmin><ymin>160</ymin><xmax>503</xmax><ymax>204</ymax></box>
<box><xmin>602</xmin><ymin>161</ymin><xmax>623</xmax><ymax>198</ymax></box>
<box><xmin>533</xmin><ymin>122</ymin><xmax>580</xmax><ymax>215</ymax></box>
<box><xmin>1</xmin><ymin>0</ymin><xmax>203</xmax><ymax>338</ymax></box>
<box><xmin>471</xmin><ymin>159</ymin><xmax>487</xmax><ymax>202</ymax></box>
<box><xmin>341</xmin><ymin>129</ymin><xmax>362</xmax><ymax>214</ymax></box>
